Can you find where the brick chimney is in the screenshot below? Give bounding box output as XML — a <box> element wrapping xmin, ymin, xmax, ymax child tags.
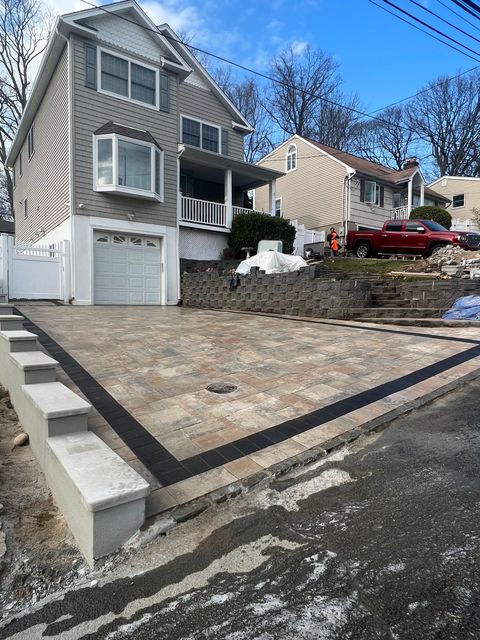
<box><xmin>402</xmin><ymin>157</ymin><xmax>419</xmax><ymax>170</ymax></box>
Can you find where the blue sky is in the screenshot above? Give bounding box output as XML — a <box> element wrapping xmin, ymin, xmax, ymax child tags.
<box><xmin>140</xmin><ymin>0</ymin><xmax>479</xmax><ymax>112</ymax></box>
<box><xmin>50</xmin><ymin>0</ymin><xmax>479</xmax><ymax>113</ymax></box>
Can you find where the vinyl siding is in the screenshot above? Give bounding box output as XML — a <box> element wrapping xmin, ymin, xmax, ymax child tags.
<box><xmin>255</xmin><ymin>138</ymin><xmax>347</xmax><ymax>229</ymax></box>
<box><xmin>14</xmin><ymin>45</ymin><xmax>70</xmax><ymax>243</ymax></box>
<box><xmin>349</xmin><ymin>178</ymin><xmax>394</xmax><ymax>229</ymax></box>
<box><xmin>428</xmin><ymin>177</ymin><xmax>480</xmax><ymax>221</ymax></box>
<box><xmin>72</xmin><ymin>35</ymin><xmax>178</xmax><ymax>227</ymax></box>
<box><xmin>179</xmin><ymin>83</ymin><xmax>245</xmax><ymax>160</ymax></box>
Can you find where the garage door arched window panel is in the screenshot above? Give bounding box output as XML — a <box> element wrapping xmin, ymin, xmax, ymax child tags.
<box><xmin>93</xmin><ymin>134</ymin><xmax>164</xmax><ymax>202</ymax></box>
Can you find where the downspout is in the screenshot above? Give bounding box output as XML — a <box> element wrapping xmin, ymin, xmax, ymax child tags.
<box><xmin>176</xmin><ymin>144</ymin><xmax>185</xmax><ymax>303</ymax></box>
<box><xmin>344</xmin><ymin>169</ymin><xmax>356</xmax><ymax>254</ymax></box>
<box><xmin>56</xmin><ymin>25</ymin><xmax>74</xmax><ymax>303</ymax></box>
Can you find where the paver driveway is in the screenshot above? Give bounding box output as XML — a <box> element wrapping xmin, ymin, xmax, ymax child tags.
<box><xmin>17</xmin><ymin>304</ymin><xmax>480</xmax><ymax>512</ymax></box>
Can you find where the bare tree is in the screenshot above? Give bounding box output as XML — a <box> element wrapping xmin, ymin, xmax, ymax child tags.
<box><xmin>0</xmin><ymin>0</ymin><xmax>50</xmax><ymax>216</ymax></box>
<box><xmin>353</xmin><ymin>106</ymin><xmax>417</xmax><ymax>169</ymax></box>
<box><xmin>211</xmin><ymin>69</ymin><xmax>274</xmax><ymax>162</ymax></box>
<box><xmin>408</xmin><ymin>72</ymin><xmax>480</xmax><ymax>176</ymax></box>
<box><xmin>0</xmin><ymin>172</ymin><xmax>12</xmax><ymax>220</ymax></box>
<box><xmin>266</xmin><ymin>45</ymin><xmax>340</xmax><ymax>137</ymax></box>
<box><xmin>306</xmin><ymin>92</ymin><xmax>363</xmax><ymax>151</ymax></box>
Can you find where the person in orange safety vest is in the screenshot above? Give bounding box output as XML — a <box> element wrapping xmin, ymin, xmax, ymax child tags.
<box><xmin>327</xmin><ymin>227</ymin><xmax>339</xmax><ymax>257</ymax></box>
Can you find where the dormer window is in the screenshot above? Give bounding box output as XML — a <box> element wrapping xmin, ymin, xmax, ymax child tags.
<box><xmin>286</xmin><ymin>144</ymin><xmax>297</xmax><ymax>172</ymax></box>
<box><xmin>93</xmin><ymin>132</ymin><xmax>164</xmax><ymax>201</ymax></box>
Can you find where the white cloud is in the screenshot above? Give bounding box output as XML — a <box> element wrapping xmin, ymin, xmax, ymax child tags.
<box><xmin>291</xmin><ymin>40</ymin><xmax>308</xmax><ymax>55</ymax></box>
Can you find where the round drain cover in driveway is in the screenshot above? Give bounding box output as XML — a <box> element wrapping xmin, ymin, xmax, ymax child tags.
<box><xmin>207</xmin><ymin>382</ymin><xmax>237</xmax><ymax>394</ymax></box>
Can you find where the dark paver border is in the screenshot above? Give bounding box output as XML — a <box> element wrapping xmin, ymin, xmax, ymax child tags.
<box><xmin>19</xmin><ymin>309</ymin><xmax>480</xmax><ymax>488</ymax></box>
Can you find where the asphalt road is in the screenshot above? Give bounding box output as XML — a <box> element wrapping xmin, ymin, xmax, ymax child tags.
<box><xmin>2</xmin><ymin>380</ymin><xmax>480</xmax><ymax>639</ymax></box>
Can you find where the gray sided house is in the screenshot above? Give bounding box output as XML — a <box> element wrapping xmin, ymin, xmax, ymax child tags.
<box><xmin>254</xmin><ymin>136</ymin><xmax>449</xmax><ymax>240</ymax></box>
<box><xmin>7</xmin><ymin>0</ymin><xmax>280</xmax><ymax>305</ymax></box>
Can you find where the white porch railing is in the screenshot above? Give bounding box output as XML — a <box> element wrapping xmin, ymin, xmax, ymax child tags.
<box><xmin>181</xmin><ymin>196</ymin><xmax>227</xmax><ymax>227</ymax></box>
<box><xmin>233</xmin><ymin>205</ymin><xmax>257</xmax><ymax>217</ymax></box>
<box><xmin>390</xmin><ymin>205</ymin><xmax>411</xmax><ymax>220</ymax></box>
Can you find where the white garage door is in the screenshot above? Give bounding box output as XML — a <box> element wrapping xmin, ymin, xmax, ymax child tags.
<box><xmin>93</xmin><ymin>231</ymin><xmax>162</xmax><ymax>305</ymax></box>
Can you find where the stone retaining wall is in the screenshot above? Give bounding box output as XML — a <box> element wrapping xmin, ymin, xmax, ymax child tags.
<box><xmin>181</xmin><ymin>267</ymin><xmax>373</xmax><ymax>319</ymax></box>
<box><xmin>400</xmin><ymin>280</ymin><xmax>480</xmax><ymax>309</ymax></box>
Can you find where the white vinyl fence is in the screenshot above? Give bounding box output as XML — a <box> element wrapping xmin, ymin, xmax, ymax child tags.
<box><xmin>0</xmin><ymin>234</ymin><xmax>70</xmax><ymax>302</ymax></box>
<box><xmin>291</xmin><ymin>220</ymin><xmax>325</xmax><ymax>256</ymax></box>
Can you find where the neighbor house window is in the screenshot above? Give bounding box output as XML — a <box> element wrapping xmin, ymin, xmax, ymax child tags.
<box><xmin>12</xmin><ymin>166</ymin><xmax>15</xmax><ymax>189</ymax></box>
<box><xmin>23</xmin><ymin>198</ymin><xmax>28</xmax><ymax>219</ymax></box>
<box><xmin>99</xmin><ymin>49</ymin><xmax>158</xmax><ymax>108</ymax></box>
<box><xmin>181</xmin><ymin>117</ymin><xmax>221</xmax><ymax>153</ymax></box>
<box><xmin>27</xmin><ymin>126</ymin><xmax>34</xmax><ymax>159</ymax></box>
<box><xmin>275</xmin><ymin>197</ymin><xmax>282</xmax><ymax>217</ymax></box>
<box><xmin>452</xmin><ymin>194</ymin><xmax>465</xmax><ymax>208</ymax></box>
<box><xmin>94</xmin><ymin>134</ymin><xmax>164</xmax><ymax>201</ymax></box>
<box><xmin>286</xmin><ymin>144</ymin><xmax>297</xmax><ymax>172</ymax></box>
<box><xmin>361</xmin><ymin>180</ymin><xmax>384</xmax><ymax>206</ymax></box>
<box><xmin>19</xmin><ymin>152</ymin><xmax>23</xmax><ymax>177</ymax></box>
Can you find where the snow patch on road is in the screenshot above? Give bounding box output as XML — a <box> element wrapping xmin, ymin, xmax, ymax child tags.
<box><xmin>257</xmin><ymin>469</ymin><xmax>354</xmax><ymax>512</ymax></box>
<box><xmin>105</xmin><ymin>613</ymin><xmax>153</xmax><ymax>639</ymax></box>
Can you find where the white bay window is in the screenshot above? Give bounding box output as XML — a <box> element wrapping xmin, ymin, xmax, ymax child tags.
<box><xmin>94</xmin><ymin>134</ymin><xmax>164</xmax><ymax>201</ymax></box>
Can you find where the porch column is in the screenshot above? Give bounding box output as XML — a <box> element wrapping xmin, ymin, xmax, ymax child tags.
<box><xmin>420</xmin><ymin>181</ymin><xmax>425</xmax><ymax>206</ymax></box>
<box><xmin>407</xmin><ymin>178</ymin><xmax>413</xmax><ymax>215</ymax></box>
<box><xmin>225</xmin><ymin>167</ymin><xmax>233</xmax><ymax>228</ymax></box>
<box><xmin>269</xmin><ymin>179</ymin><xmax>277</xmax><ymax>216</ymax></box>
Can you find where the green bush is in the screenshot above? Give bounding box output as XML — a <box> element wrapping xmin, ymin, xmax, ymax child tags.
<box><xmin>229</xmin><ymin>212</ymin><xmax>296</xmax><ymax>256</ymax></box>
<box><xmin>409</xmin><ymin>205</ymin><xmax>452</xmax><ymax>230</ymax></box>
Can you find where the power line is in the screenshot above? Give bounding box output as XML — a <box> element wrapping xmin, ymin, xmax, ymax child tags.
<box><xmin>407</xmin><ymin>0</ymin><xmax>480</xmax><ymax>45</ymax></box>
<box><xmin>451</xmin><ymin>0</ymin><xmax>480</xmax><ymax>22</ymax></box>
<box><xmin>371</xmin><ymin>0</ymin><xmax>480</xmax><ymax>62</ymax></box>
<box><xmin>78</xmin><ymin>0</ymin><xmax>417</xmax><ymax>134</ymax></box>
<box><xmin>435</xmin><ymin>0</ymin><xmax>480</xmax><ymax>33</ymax></box>
<box><xmin>453</xmin><ymin>0</ymin><xmax>480</xmax><ymax>19</ymax></box>
<box><xmin>80</xmin><ymin>0</ymin><xmax>480</xmax><ymax>135</ymax></box>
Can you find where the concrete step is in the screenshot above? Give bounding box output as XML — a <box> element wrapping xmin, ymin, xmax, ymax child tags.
<box><xmin>354</xmin><ymin>318</ymin><xmax>480</xmax><ymax>327</ymax></box>
<box><xmin>0</xmin><ymin>304</ymin><xmax>14</xmax><ymax>314</ymax></box>
<box><xmin>348</xmin><ymin>307</ymin><xmax>446</xmax><ymax>318</ymax></box>
<box><xmin>0</xmin><ymin>315</ymin><xmax>24</xmax><ymax>331</ymax></box>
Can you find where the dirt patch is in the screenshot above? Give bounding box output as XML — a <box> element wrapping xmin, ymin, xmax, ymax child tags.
<box><xmin>0</xmin><ymin>386</ymin><xmax>84</xmax><ymax>614</ymax></box>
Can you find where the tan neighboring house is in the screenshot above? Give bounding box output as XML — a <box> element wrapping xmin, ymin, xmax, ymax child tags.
<box><xmin>254</xmin><ymin>135</ymin><xmax>449</xmax><ymax>239</ymax></box>
<box><xmin>427</xmin><ymin>176</ymin><xmax>480</xmax><ymax>232</ymax></box>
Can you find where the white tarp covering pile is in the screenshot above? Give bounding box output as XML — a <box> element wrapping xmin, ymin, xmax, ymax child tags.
<box><xmin>236</xmin><ymin>251</ymin><xmax>308</xmax><ymax>275</ymax></box>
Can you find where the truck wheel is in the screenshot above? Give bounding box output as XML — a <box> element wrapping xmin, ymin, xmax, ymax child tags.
<box><xmin>428</xmin><ymin>243</ymin><xmax>448</xmax><ymax>257</ymax></box>
<box><xmin>355</xmin><ymin>242</ymin><xmax>371</xmax><ymax>259</ymax></box>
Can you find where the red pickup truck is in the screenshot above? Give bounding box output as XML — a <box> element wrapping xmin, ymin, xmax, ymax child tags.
<box><xmin>346</xmin><ymin>219</ymin><xmax>480</xmax><ymax>258</ymax></box>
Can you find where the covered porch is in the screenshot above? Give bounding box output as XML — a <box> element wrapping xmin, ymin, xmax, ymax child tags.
<box><xmin>390</xmin><ymin>170</ymin><xmax>425</xmax><ymax>220</ymax></box>
<box><xmin>179</xmin><ymin>146</ymin><xmax>283</xmax><ymax>229</ymax></box>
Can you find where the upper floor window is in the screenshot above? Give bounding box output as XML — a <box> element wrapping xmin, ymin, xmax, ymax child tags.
<box><xmin>94</xmin><ymin>134</ymin><xmax>164</xmax><ymax>201</ymax></box>
<box><xmin>23</xmin><ymin>198</ymin><xmax>28</xmax><ymax>219</ymax></box>
<box><xmin>452</xmin><ymin>193</ymin><xmax>465</xmax><ymax>208</ymax></box>
<box><xmin>286</xmin><ymin>144</ymin><xmax>297</xmax><ymax>172</ymax></box>
<box><xmin>27</xmin><ymin>126</ymin><xmax>34</xmax><ymax>159</ymax></box>
<box><xmin>99</xmin><ymin>49</ymin><xmax>158</xmax><ymax>109</ymax></box>
<box><xmin>19</xmin><ymin>152</ymin><xmax>23</xmax><ymax>177</ymax></box>
<box><xmin>181</xmin><ymin>117</ymin><xmax>221</xmax><ymax>154</ymax></box>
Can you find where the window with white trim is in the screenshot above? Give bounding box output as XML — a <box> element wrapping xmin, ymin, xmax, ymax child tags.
<box><xmin>23</xmin><ymin>198</ymin><xmax>28</xmax><ymax>219</ymax></box>
<box><xmin>275</xmin><ymin>197</ymin><xmax>282</xmax><ymax>217</ymax></box>
<box><xmin>181</xmin><ymin>117</ymin><xmax>221</xmax><ymax>153</ymax></box>
<box><xmin>99</xmin><ymin>49</ymin><xmax>158</xmax><ymax>109</ymax></box>
<box><xmin>19</xmin><ymin>152</ymin><xmax>23</xmax><ymax>177</ymax></box>
<box><xmin>452</xmin><ymin>193</ymin><xmax>465</xmax><ymax>208</ymax></box>
<box><xmin>286</xmin><ymin>144</ymin><xmax>297</xmax><ymax>172</ymax></box>
<box><xmin>94</xmin><ymin>134</ymin><xmax>164</xmax><ymax>201</ymax></box>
